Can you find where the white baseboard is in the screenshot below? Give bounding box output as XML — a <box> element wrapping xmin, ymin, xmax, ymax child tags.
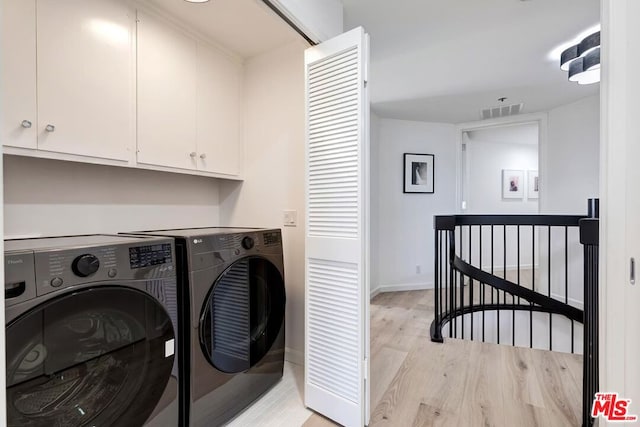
<box><xmin>285</xmin><ymin>347</ymin><xmax>304</xmax><ymax>366</ymax></box>
<box><xmin>371</xmin><ymin>282</ymin><xmax>433</xmax><ymax>298</ymax></box>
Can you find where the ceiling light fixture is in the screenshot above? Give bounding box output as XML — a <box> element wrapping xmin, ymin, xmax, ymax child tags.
<box><xmin>184</xmin><ymin>0</ymin><xmax>210</xmax><ymax>3</ymax></box>
<box><xmin>568</xmin><ymin>48</ymin><xmax>600</xmax><ymax>85</ymax></box>
<box><xmin>560</xmin><ymin>45</ymin><xmax>578</xmax><ymax>71</ymax></box>
<box><xmin>559</xmin><ymin>30</ymin><xmax>600</xmax><ymax>85</ymax></box>
<box><xmin>577</xmin><ymin>31</ymin><xmax>600</xmax><ymax>57</ymax></box>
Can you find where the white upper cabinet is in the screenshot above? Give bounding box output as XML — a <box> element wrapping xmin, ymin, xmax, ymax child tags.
<box><xmin>196</xmin><ymin>42</ymin><xmax>242</xmax><ymax>176</ymax></box>
<box><xmin>36</xmin><ymin>0</ymin><xmax>134</xmax><ymax>161</ymax></box>
<box><xmin>137</xmin><ymin>11</ymin><xmax>242</xmax><ymax>177</ymax></box>
<box><xmin>1</xmin><ymin>0</ymin><xmax>37</xmax><ymax>150</ymax></box>
<box><xmin>2</xmin><ymin>1</ymin><xmax>244</xmax><ymax>178</ymax></box>
<box><xmin>137</xmin><ymin>11</ymin><xmax>198</xmax><ymax>171</ymax></box>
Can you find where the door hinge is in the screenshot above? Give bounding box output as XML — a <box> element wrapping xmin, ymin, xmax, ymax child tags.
<box><xmin>364</xmin><ymin>80</ymin><xmax>368</xmax><ymax>88</ymax></box>
<box><xmin>363</xmin><ymin>357</ymin><xmax>368</xmax><ymax>381</ymax></box>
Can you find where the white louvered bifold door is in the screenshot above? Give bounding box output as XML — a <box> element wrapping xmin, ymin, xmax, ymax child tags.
<box><xmin>304</xmin><ymin>27</ymin><xmax>370</xmax><ymax>427</ymax></box>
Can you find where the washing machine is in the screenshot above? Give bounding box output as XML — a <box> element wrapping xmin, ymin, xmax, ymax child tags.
<box><xmin>126</xmin><ymin>228</ymin><xmax>285</xmax><ymax>427</ymax></box>
<box><xmin>4</xmin><ymin>235</ymin><xmax>180</xmax><ymax>427</ymax></box>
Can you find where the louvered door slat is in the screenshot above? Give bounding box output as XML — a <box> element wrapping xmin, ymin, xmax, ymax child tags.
<box><xmin>305</xmin><ymin>27</ymin><xmax>370</xmax><ymax>427</ymax></box>
<box><xmin>309</xmin><ymin>88</ymin><xmax>359</xmax><ymax>109</ymax></box>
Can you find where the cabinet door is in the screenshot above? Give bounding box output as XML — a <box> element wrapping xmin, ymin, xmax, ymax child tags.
<box><xmin>36</xmin><ymin>0</ymin><xmax>134</xmax><ymax>161</ymax></box>
<box><xmin>137</xmin><ymin>11</ymin><xmax>197</xmax><ymax>170</ymax></box>
<box><xmin>196</xmin><ymin>42</ymin><xmax>242</xmax><ymax>176</ymax></box>
<box><xmin>1</xmin><ymin>0</ymin><xmax>37</xmax><ymax>149</ymax></box>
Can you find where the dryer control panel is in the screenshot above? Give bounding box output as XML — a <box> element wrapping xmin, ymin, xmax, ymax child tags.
<box><xmin>5</xmin><ymin>235</ymin><xmax>176</xmax><ymax>302</ymax></box>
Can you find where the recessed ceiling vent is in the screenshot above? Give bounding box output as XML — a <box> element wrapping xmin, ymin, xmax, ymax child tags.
<box><xmin>481</xmin><ymin>103</ymin><xmax>524</xmax><ymax>120</ymax></box>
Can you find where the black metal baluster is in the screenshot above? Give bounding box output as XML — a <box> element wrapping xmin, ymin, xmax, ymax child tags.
<box><xmin>492</xmin><ymin>225</ymin><xmax>499</xmax><ymax>344</ymax></box>
<box><xmin>454</xmin><ymin>228</ymin><xmax>458</xmax><ymax>338</ymax></box>
<box><xmin>480</xmin><ymin>225</ymin><xmax>484</xmax><ymax>342</ymax></box>
<box><xmin>469</xmin><ymin>225</ymin><xmax>474</xmax><ymax>340</ymax></box>
<box><xmin>450</xmin><ymin>231</ymin><xmax>454</xmax><ymax>339</ymax></box>
<box><xmin>440</xmin><ymin>230</ymin><xmax>444</xmax><ymax>334</ymax></box>
<box><xmin>530</xmin><ymin>225</ymin><xmax>535</xmax><ymax>349</ymax></box>
<box><xmin>502</xmin><ymin>224</ymin><xmax>507</xmax><ymax>344</ymax></box>
<box><xmin>548</xmin><ymin>225</ymin><xmax>552</xmax><ymax>351</ymax></box>
<box><xmin>459</xmin><ymin>227</ymin><xmax>463</xmax><ymax>338</ymax></box>
<box><xmin>515</xmin><ymin>225</ymin><xmax>520</xmax><ymax>346</ymax></box>
<box><xmin>566</xmin><ymin>226</ymin><xmax>573</xmax><ymax>353</ymax></box>
<box><xmin>434</xmin><ymin>229</ymin><xmax>440</xmax><ymax>338</ymax></box>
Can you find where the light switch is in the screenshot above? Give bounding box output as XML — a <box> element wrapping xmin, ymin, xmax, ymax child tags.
<box><xmin>283</xmin><ymin>210</ymin><xmax>297</xmax><ymax>227</ymax></box>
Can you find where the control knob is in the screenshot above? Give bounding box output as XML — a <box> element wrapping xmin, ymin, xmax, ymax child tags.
<box><xmin>241</xmin><ymin>236</ymin><xmax>255</xmax><ymax>250</ymax></box>
<box><xmin>72</xmin><ymin>254</ymin><xmax>100</xmax><ymax>277</ymax></box>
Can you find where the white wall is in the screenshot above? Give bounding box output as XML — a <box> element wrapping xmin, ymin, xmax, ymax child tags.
<box><xmin>461</xmin><ymin>125</ymin><xmax>539</xmax><ymax>270</ymax></box>
<box><xmin>465</xmin><ymin>125</ymin><xmax>539</xmax><ymax>214</ymax></box>
<box><xmin>543</xmin><ymin>94</ymin><xmax>600</xmax><ymax>214</ymax></box>
<box><xmin>219</xmin><ymin>40</ymin><xmax>308</xmax><ymax>364</ymax></box>
<box><xmin>539</xmin><ymin>94</ymin><xmax>600</xmax><ymax>307</ymax></box>
<box><xmin>3</xmin><ymin>155</ymin><xmax>220</xmax><ymax>237</ymax></box>
<box><xmin>373</xmin><ymin>118</ymin><xmax>457</xmax><ymax>293</ymax></box>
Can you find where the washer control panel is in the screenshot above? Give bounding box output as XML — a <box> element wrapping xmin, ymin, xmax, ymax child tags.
<box><xmin>5</xmin><ymin>236</ymin><xmax>176</xmax><ymax>300</ymax></box>
<box><xmin>4</xmin><ymin>251</ymin><xmax>37</xmax><ymax>307</ymax></box>
<box><xmin>129</xmin><ymin>243</ymin><xmax>172</xmax><ymax>269</ymax></box>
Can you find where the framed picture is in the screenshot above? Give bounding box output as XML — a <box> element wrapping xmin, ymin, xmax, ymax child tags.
<box><xmin>404</xmin><ymin>153</ymin><xmax>434</xmax><ymax>193</ymax></box>
<box><xmin>502</xmin><ymin>169</ymin><xmax>524</xmax><ymax>199</ymax></box>
<box><xmin>528</xmin><ymin>170</ymin><xmax>539</xmax><ymax>199</ymax></box>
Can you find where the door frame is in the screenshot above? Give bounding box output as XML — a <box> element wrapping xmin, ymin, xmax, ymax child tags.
<box><xmin>455</xmin><ymin>113</ymin><xmax>548</xmax><ymax>214</ymax></box>
<box><xmin>599</xmin><ymin>0</ymin><xmax>633</xmax><ymax>413</ymax></box>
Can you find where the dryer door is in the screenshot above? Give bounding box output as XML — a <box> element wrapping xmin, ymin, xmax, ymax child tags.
<box><xmin>5</xmin><ymin>286</ymin><xmax>175</xmax><ymax>427</ymax></box>
<box><xmin>200</xmin><ymin>256</ymin><xmax>285</xmax><ymax>373</ymax></box>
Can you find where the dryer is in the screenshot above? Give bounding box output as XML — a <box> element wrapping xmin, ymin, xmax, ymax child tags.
<box><xmin>4</xmin><ymin>235</ymin><xmax>180</xmax><ymax>426</ymax></box>
<box><xmin>127</xmin><ymin>228</ymin><xmax>285</xmax><ymax>426</ymax></box>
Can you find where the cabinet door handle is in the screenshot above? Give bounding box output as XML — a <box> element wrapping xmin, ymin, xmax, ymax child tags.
<box><xmin>631</xmin><ymin>258</ymin><xmax>636</xmax><ymax>285</ymax></box>
<box><xmin>45</xmin><ymin>124</ymin><xmax>55</xmax><ymax>132</ymax></box>
<box><xmin>21</xmin><ymin>120</ymin><xmax>32</xmax><ymax>129</ymax></box>
<box><xmin>200</xmin><ymin>153</ymin><xmax>206</xmax><ymax>159</ymax></box>
<box><xmin>189</xmin><ymin>152</ymin><xmax>197</xmax><ymax>158</ymax></box>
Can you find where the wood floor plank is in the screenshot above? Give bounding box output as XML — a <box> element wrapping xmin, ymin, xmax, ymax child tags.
<box><xmin>370</xmin><ymin>346</ymin><xmax>408</xmax><ymax>410</ymax></box>
<box><xmin>302</xmin><ymin>413</ymin><xmax>340</xmax><ymax>427</ymax></box>
<box><xmin>296</xmin><ymin>289</ymin><xmax>582</xmax><ymax>427</ymax></box>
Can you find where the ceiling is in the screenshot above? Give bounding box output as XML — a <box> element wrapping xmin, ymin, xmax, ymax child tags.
<box><xmin>342</xmin><ymin>0</ymin><xmax>600</xmax><ymax>123</ymax></box>
<box><xmin>145</xmin><ymin>0</ymin><xmax>300</xmax><ymax>58</ymax></box>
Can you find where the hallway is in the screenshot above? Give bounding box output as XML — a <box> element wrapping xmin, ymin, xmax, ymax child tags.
<box><xmin>306</xmin><ymin>289</ymin><xmax>582</xmax><ymax>426</ymax></box>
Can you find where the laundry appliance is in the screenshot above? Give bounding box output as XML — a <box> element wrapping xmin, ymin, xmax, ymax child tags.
<box><xmin>4</xmin><ymin>235</ymin><xmax>179</xmax><ymax>426</ymax></box>
<box><xmin>126</xmin><ymin>228</ymin><xmax>285</xmax><ymax>426</ymax></box>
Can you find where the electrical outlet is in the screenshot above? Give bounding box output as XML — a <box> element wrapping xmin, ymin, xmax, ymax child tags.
<box><xmin>416</xmin><ymin>265</ymin><xmax>421</xmax><ymax>274</ymax></box>
<box><xmin>283</xmin><ymin>210</ymin><xmax>297</xmax><ymax>227</ymax></box>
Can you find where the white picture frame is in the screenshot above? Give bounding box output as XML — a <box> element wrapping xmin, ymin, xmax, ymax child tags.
<box><xmin>502</xmin><ymin>169</ymin><xmax>524</xmax><ymax>199</ymax></box>
<box><xmin>528</xmin><ymin>170</ymin><xmax>539</xmax><ymax>199</ymax></box>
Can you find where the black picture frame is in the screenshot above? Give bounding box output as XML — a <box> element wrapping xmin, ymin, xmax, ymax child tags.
<box><xmin>403</xmin><ymin>153</ymin><xmax>435</xmax><ymax>194</ymax></box>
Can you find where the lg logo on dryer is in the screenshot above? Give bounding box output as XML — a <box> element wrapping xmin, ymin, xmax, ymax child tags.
<box><xmin>193</xmin><ymin>239</ymin><xmax>203</xmax><ymax>244</ymax></box>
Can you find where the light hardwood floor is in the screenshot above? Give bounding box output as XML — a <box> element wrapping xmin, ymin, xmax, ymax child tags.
<box><xmin>303</xmin><ymin>289</ymin><xmax>583</xmax><ymax>427</ymax></box>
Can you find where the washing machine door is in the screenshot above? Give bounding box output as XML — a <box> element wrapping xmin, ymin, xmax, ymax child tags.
<box><xmin>200</xmin><ymin>256</ymin><xmax>285</xmax><ymax>373</ymax></box>
<box><xmin>5</xmin><ymin>286</ymin><xmax>175</xmax><ymax>427</ymax></box>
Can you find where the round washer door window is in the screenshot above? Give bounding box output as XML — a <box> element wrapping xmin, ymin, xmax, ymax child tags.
<box><xmin>200</xmin><ymin>256</ymin><xmax>285</xmax><ymax>373</ymax></box>
<box><xmin>5</xmin><ymin>287</ymin><xmax>175</xmax><ymax>427</ymax></box>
